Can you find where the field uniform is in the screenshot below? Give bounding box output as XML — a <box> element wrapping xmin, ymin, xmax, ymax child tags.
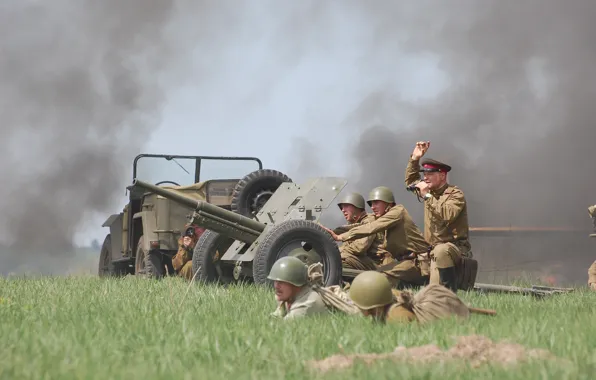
<box><xmin>171</xmin><ymin>225</ymin><xmax>205</xmax><ymax>280</ymax></box>
<box><xmin>334</xmin><ymin>212</ymin><xmax>380</xmax><ymax>271</ymax></box>
<box><xmin>589</xmin><ymin>261</ymin><xmax>596</xmax><ymax>290</ymax></box>
<box><xmin>271</xmin><ymin>287</ymin><xmax>328</xmax><ymax>320</ymax></box>
<box><xmin>338</xmin><ymin>187</ymin><xmax>431</xmax><ymax>288</ymax></box>
<box><xmin>405</xmin><ymin>157</ymin><xmax>471</xmax><ymax>292</ymax></box>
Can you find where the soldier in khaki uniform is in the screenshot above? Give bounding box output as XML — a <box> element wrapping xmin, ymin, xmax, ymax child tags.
<box><xmin>588</xmin><ymin>205</ymin><xmax>596</xmax><ymax>290</ymax></box>
<box><xmin>322</xmin><ymin>186</ymin><xmax>431</xmax><ymax>289</ymax></box>
<box><xmin>405</xmin><ymin>141</ymin><xmax>471</xmax><ymax>293</ymax></box>
<box><xmin>349</xmin><ymin>271</ymin><xmax>417</xmax><ymax>324</ymax></box>
<box><xmin>269</xmin><ymin>253</ymin><xmax>329</xmax><ymax>320</ymax></box>
<box><xmin>171</xmin><ymin>225</ymin><xmax>205</xmax><ymax>280</ymax></box>
<box><xmin>332</xmin><ymin>192</ymin><xmax>382</xmax><ymax>271</ymax></box>
<box><xmin>589</xmin><ymin>261</ymin><xmax>596</xmax><ymax>291</ymax></box>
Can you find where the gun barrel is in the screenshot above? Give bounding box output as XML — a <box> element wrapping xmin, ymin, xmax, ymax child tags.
<box><xmin>131</xmin><ymin>179</ymin><xmax>266</xmax><ymax>241</ymax></box>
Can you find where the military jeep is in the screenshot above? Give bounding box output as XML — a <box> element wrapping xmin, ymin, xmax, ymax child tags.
<box><xmin>98</xmin><ymin>153</ymin><xmax>291</xmax><ymax>277</ymax></box>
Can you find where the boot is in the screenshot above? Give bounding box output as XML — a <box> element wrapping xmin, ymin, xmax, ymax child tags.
<box><xmin>438</xmin><ymin>267</ymin><xmax>458</xmax><ymax>293</ymax></box>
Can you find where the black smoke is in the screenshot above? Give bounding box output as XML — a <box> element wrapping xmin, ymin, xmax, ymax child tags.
<box><xmin>0</xmin><ymin>1</ymin><xmax>202</xmax><ymax>274</ymax></box>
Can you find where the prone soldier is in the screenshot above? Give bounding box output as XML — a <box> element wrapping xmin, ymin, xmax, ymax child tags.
<box><xmin>405</xmin><ymin>141</ymin><xmax>472</xmax><ymax>293</ymax></box>
<box><xmin>349</xmin><ymin>271</ymin><xmax>417</xmax><ymax>324</ymax></box>
<box><xmin>333</xmin><ymin>192</ymin><xmax>383</xmax><ymax>271</ymax></box>
<box><xmin>268</xmin><ymin>253</ymin><xmax>329</xmax><ymax>320</ymax></box>
<box><xmin>323</xmin><ymin>186</ymin><xmax>431</xmax><ymax>289</ymax></box>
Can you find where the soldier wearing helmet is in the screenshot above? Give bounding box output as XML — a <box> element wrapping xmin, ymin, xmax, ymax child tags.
<box><xmin>331</xmin><ymin>192</ymin><xmax>383</xmax><ymax>271</ymax></box>
<box><xmin>349</xmin><ymin>271</ymin><xmax>416</xmax><ymax>323</ymax></box>
<box><xmin>171</xmin><ymin>225</ymin><xmax>205</xmax><ymax>280</ymax></box>
<box><xmin>405</xmin><ymin>141</ymin><xmax>471</xmax><ymax>293</ymax></box>
<box><xmin>587</xmin><ymin>205</ymin><xmax>596</xmax><ymax>291</ymax></box>
<box><xmin>322</xmin><ymin>186</ymin><xmax>431</xmax><ymax>289</ymax></box>
<box><xmin>268</xmin><ymin>253</ymin><xmax>328</xmax><ymax>320</ymax></box>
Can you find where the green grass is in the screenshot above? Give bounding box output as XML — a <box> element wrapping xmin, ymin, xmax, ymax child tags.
<box><xmin>0</xmin><ymin>276</ymin><xmax>594</xmax><ymax>379</ymax></box>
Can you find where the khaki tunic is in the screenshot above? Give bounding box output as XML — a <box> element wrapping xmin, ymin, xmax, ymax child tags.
<box><xmin>385</xmin><ymin>303</ymin><xmax>417</xmax><ymax>324</ymax></box>
<box><xmin>337</xmin><ymin>205</ymin><xmax>431</xmax><ymax>286</ymax></box>
<box><xmin>338</xmin><ymin>204</ymin><xmax>430</xmax><ymax>258</ymax></box>
<box><xmin>172</xmin><ymin>237</ymin><xmax>194</xmax><ymax>280</ymax></box>
<box><xmin>333</xmin><ymin>213</ymin><xmax>382</xmax><ymax>270</ymax></box>
<box><xmin>405</xmin><ymin>157</ymin><xmax>471</xmax><ymax>250</ymax></box>
<box><xmin>271</xmin><ymin>287</ymin><xmax>329</xmax><ymax>320</ymax></box>
<box><xmin>589</xmin><ymin>260</ymin><xmax>596</xmax><ymax>286</ymax></box>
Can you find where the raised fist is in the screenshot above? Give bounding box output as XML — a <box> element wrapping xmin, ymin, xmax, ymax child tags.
<box><xmin>412</xmin><ymin>141</ymin><xmax>430</xmax><ymax>160</ymax></box>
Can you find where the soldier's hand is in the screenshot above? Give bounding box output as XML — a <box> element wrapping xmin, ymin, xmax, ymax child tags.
<box><xmin>320</xmin><ymin>225</ymin><xmax>341</xmax><ymax>241</ymax></box>
<box><xmin>183</xmin><ymin>236</ymin><xmax>192</xmax><ymax>247</ymax></box>
<box><xmin>411</xmin><ymin>141</ymin><xmax>430</xmax><ymax>160</ymax></box>
<box><xmin>415</xmin><ymin>181</ymin><xmax>430</xmax><ymax>196</ymax></box>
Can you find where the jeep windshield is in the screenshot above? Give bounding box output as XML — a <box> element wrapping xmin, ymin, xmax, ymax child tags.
<box><xmin>133</xmin><ymin>154</ymin><xmax>263</xmax><ymax>187</ymax></box>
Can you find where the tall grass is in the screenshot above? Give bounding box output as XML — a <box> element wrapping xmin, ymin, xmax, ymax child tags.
<box><xmin>0</xmin><ymin>276</ymin><xmax>594</xmax><ymax>379</ymax></box>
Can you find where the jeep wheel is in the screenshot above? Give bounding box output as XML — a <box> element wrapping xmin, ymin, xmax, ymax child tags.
<box><xmin>135</xmin><ymin>236</ymin><xmax>165</xmax><ymax>279</ymax></box>
<box><xmin>98</xmin><ymin>235</ymin><xmax>129</xmax><ymax>277</ymax></box>
<box><xmin>252</xmin><ymin>219</ymin><xmax>342</xmax><ymax>287</ymax></box>
<box><xmin>98</xmin><ymin>235</ymin><xmax>114</xmax><ymax>277</ymax></box>
<box><xmin>192</xmin><ymin>230</ymin><xmax>235</xmax><ymax>283</ymax></box>
<box><xmin>230</xmin><ymin>169</ymin><xmax>292</xmax><ymax>218</ymax></box>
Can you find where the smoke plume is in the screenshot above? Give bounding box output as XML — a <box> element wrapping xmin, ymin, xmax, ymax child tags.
<box><xmin>0</xmin><ymin>1</ymin><xmax>201</xmax><ymax>274</ymax></box>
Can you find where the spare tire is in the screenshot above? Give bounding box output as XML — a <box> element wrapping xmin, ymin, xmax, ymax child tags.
<box><xmin>252</xmin><ymin>219</ymin><xmax>342</xmax><ymax>287</ymax></box>
<box><xmin>192</xmin><ymin>230</ymin><xmax>235</xmax><ymax>283</ymax></box>
<box><xmin>230</xmin><ymin>169</ymin><xmax>292</xmax><ymax>218</ymax></box>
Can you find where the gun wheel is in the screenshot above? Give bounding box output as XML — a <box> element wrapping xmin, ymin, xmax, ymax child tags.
<box><xmin>192</xmin><ymin>230</ymin><xmax>235</xmax><ymax>283</ymax></box>
<box><xmin>253</xmin><ymin>219</ymin><xmax>342</xmax><ymax>287</ymax></box>
<box><xmin>230</xmin><ymin>169</ymin><xmax>292</xmax><ymax>217</ymax></box>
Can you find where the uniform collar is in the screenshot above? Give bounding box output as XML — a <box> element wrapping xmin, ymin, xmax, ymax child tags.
<box><xmin>431</xmin><ymin>182</ymin><xmax>449</xmax><ymax>196</ymax></box>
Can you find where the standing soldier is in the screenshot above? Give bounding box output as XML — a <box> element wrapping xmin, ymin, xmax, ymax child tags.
<box><xmin>172</xmin><ymin>225</ymin><xmax>205</xmax><ymax>280</ymax></box>
<box><xmin>404</xmin><ymin>141</ymin><xmax>472</xmax><ymax>293</ymax></box>
<box><xmin>333</xmin><ymin>192</ymin><xmax>382</xmax><ymax>271</ymax></box>
<box><xmin>322</xmin><ymin>186</ymin><xmax>431</xmax><ymax>289</ymax></box>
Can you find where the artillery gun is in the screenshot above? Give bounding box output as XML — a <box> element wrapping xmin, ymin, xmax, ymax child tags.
<box><xmin>128</xmin><ymin>175</ymin><xmax>346</xmax><ymax>286</ymax></box>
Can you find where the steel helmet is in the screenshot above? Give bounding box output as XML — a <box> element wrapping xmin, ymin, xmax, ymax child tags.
<box><xmin>349</xmin><ymin>271</ymin><xmax>394</xmax><ymax>310</ymax></box>
<box><xmin>337</xmin><ymin>192</ymin><xmax>366</xmax><ymax>210</ymax></box>
<box><xmin>267</xmin><ymin>255</ymin><xmax>308</xmax><ymax>286</ymax></box>
<box><xmin>367</xmin><ymin>186</ymin><xmax>395</xmax><ymax>206</ymax></box>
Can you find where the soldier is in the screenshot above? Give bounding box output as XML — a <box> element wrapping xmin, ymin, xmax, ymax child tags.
<box><xmin>405</xmin><ymin>141</ymin><xmax>471</xmax><ymax>293</ymax></box>
<box><xmin>333</xmin><ymin>192</ymin><xmax>381</xmax><ymax>271</ymax></box>
<box><xmin>171</xmin><ymin>225</ymin><xmax>205</xmax><ymax>280</ymax></box>
<box><xmin>322</xmin><ymin>186</ymin><xmax>431</xmax><ymax>289</ymax></box>
<box><xmin>589</xmin><ymin>261</ymin><xmax>596</xmax><ymax>291</ymax></box>
<box><xmin>348</xmin><ymin>271</ymin><xmax>417</xmax><ymax>323</ymax></box>
<box><xmin>268</xmin><ymin>253</ymin><xmax>329</xmax><ymax>320</ymax></box>
<box><xmin>589</xmin><ymin>205</ymin><xmax>596</xmax><ymax>235</ymax></box>
<box><xmin>587</xmin><ymin>205</ymin><xmax>596</xmax><ymax>290</ymax></box>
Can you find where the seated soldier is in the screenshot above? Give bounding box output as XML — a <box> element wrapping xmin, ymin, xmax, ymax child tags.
<box><xmin>322</xmin><ymin>186</ymin><xmax>431</xmax><ymax>289</ymax></box>
<box><xmin>268</xmin><ymin>253</ymin><xmax>329</xmax><ymax>320</ymax></box>
<box><xmin>349</xmin><ymin>271</ymin><xmax>416</xmax><ymax>324</ymax></box>
<box><xmin>333</xmin><ymin>192</ymin><xmax>384</xmax><ymax>271</ymax></box>
<box><xmin>171</xmin><ymin>225</ymin><xmax>205</xmax><ymax>280</ymax></box>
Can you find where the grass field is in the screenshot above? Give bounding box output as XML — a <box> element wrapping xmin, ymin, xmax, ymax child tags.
<box><xmin>0</xmin><ymin>275</ymin><xmax>594</xmax><ymax>379</ymax></box>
